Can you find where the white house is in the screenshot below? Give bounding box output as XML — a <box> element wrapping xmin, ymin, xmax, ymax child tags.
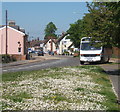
<box><xmin>57</xmin><ymin>34</ymin><xmax>73</xmax><ymax>55</ymax></box>
<box><xmin>42</xmin><ymin>34</ymin><xmax>78</xmax><ymax>55</ymax></box>
<box><xmin>68</xmin><ymin>43</ymin><xmax>79</xmax><ymax>54</ymax></box>
<box><xmin>43</xmin><ymin>38</ymin><xmax>57</xmax><ymax>53</ymax></box>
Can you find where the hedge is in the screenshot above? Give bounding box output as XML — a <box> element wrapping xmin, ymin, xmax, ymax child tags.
<box><xmin>1</xmin><ymin>55</ymin><xmax>16</xmax><ymax>63</ymax></box>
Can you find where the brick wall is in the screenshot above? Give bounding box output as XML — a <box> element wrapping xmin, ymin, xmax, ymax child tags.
<box><xmin>12</xmin><ymin>54</ymin><xmax>26</xmax><ymax>60</ymax></box>
<box><xmin>112</xmin><ymin>47</ymin><xmax>120</xmax><ymax>58</ymax></box>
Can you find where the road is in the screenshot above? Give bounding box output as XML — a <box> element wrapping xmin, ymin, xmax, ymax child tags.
<box><xmin>2</xmin><ymin>56</ymin><xmax>80</xmax><ymax>73</ymax></box>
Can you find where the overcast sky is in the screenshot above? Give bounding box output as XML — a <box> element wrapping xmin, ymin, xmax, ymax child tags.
<box><xmin>2</xmin><ymin>2</ymin><xmax>89</xmax><ymax>40</ymax></box>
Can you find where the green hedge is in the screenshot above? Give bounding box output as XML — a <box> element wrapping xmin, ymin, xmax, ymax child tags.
<box><xmin>1</xmin><ymin>55</ymin><xmax>16</xmax><ymax>63</ymax></box>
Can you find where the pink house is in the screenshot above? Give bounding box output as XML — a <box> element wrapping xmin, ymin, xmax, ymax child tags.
<box><xmin>0</xmin><ymin>25</ymin><xmax>28</xmax><ymax>60</ymax></box>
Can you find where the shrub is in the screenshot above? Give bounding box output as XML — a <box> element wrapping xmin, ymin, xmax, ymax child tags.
<box><xmin>2</xmin><ymin>55</ymin><xmax>11</xmax><ymax>63</ymax></box>
<box><xmin>11</xmin><ymin>56</ymin><xmax>17</xmax><ymax>62</ymax></box>
<box><xmin>63</xmin><ymin>51</ymin><xmax>69</xmax><ymax>55</ymax></box>
<box><xmin>2</xmin><ymin>55</ymin><xmax>16</xmax><ymax>63</ymax></box>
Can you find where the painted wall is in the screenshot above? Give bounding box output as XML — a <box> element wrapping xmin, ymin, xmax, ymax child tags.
<box><xmin>44</xmin><ymin>39</ymin><xmax>56</xmax><ymax>52</ymax></box>
<box><xmin>0</xmin><ymin>26</ymin><xmax>25</xmax><ymax>55</ymax></box>
<box><xmin>58</xmin><ymin>36</ymin><xmax>72</xmax><ymax>54</ymax></box>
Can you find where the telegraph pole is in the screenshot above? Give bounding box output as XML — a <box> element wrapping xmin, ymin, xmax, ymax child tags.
<box><xmin>6</xmin><ymin>10</ymin><xmax>8</xmax><ymax>55</ymax></box>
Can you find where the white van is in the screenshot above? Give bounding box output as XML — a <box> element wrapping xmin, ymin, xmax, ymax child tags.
<box><xmin>80</xmin><ymin>37</ymin><xmax>112</xmax><ymax>64</ymax></box>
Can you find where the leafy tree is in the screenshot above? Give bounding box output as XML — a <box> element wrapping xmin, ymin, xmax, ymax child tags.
<box><xmin>67</xmin><ymin>19</ymin><xmax>86</xmax><ymax>48</ymax></box>
<box><xmin>67</xmin><ymin>2</ymin><xmax>120</xmax><ymax>48</ymax></box>
<box><xmin>105</xmin><ymin>2</ymin><xmax>120</xmax><ymax>48</ymax></box>
<box><xmin>44</xmin><ymin>22</ymin><xmax>57</xmax><ymax>39</ymax></box>
<box><xmin>84</xmin><ymin>2</ymin><xmax>120</xmax><ymax>48</ymax></box>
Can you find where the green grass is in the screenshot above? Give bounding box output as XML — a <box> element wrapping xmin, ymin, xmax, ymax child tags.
<box><xmin>74</xmin><ymin>87</ymin><xmax>85</xmax><ymax>91</ymax></box>
<box><xmin>44</xmin><ymin>93</ymin><xmax>71</xmax><ymax>103</ymax></box>
<box><xmin>3</xmin><ymin>92</ymin><xmax>32</xmax><ymax>103</ymax></box>
<box><xmin>2</xmin><ymin>91</ymin><xmax>32</xmax><ymax>109</ymax></box>
<box><xmin>2</xmin><ymin>69</ymin><xmax>51</xmax><ymax>81</ymax></box>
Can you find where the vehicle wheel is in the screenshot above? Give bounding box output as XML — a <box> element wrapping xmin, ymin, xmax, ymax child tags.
<box><xmin>100</xmin><ymin>57</ymin><xmax>105</xmax><ymax>64</ymax></box>
<box><xmin>80</xmin><ymin>61</ymin><xmax>84</xmax><ymax>65</ymax></box>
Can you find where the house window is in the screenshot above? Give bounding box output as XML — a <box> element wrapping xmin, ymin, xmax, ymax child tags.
<box><xmin>18</xmin><ymin>41</ymin><xmax>20</xmax><ymax>44</ymax></box>
<box><xmin>64</xmin><ymin>49</ymin><xmax>67</xmax><ymax>52</ymax></box>
<box><xmin>64</xmin><ymin>41</ymin><xmax>67</xmax><ymax>43</ymax></box>
<box><xmin>18</xmin><ymin>48</ymin><xmax>21</xmax><ymax>52</ymax></box>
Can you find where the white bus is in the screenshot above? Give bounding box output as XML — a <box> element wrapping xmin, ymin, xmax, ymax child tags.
<box><xmin>80</xmin><ymin>37</ymin><xmax>112</xmax><ymax>64</ymax></box>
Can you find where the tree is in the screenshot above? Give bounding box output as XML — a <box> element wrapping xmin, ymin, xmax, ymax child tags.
<box><xmin>84</xmin><ymin>2</ymin><xmax>120</xmax><ymax>48</ymax></box>
<box><xmin>67</xmin><ymin>19</ymin><xmax>86</xmax><ymax>48</ymax></box>
<box><xmin>44</xmin><ymin>22</ymin><xmax>57</xmax><ymax>39</ymax></box>
<box><xmin>105</xmin><ymin>2</ymin><xmax>120</xmax><ymax>48</ymax></box>
<box><xmin>67</xmin><ymin>2</ymin><xmax>120</xmax><ymax>48</ymax></box>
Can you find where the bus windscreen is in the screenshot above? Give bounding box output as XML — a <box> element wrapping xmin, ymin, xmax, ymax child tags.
<box><xmin>81</xmin><ymin>43</ymin><xmax>101</xmax><ymax>50</ymax></box>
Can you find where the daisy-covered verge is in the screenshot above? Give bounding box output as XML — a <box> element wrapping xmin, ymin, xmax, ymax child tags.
<box><xmin>2</xmin><ymin>65</ymin><xmax>119</xmax><ymax>110</ymax></box>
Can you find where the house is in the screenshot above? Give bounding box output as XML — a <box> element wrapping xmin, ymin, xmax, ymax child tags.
<box><xmin>0</xmin><ymin>21</ymin><xmax>28</xmax><ymax>60</ymax></box>
<box><xmin>57</xmin><ymin>33</ymin><xmax>73</xmax><ymax>55</ymax></box>
<box><xmin>42</xmin><ymin>33</ymin><xmax>77</xmax><ymax>55</ymax></box>
<box><xmin>43</xmin><ymin>38</ymin><xmax>57</xmax><ymax>54</ymax></box>
<box><xmin>29</xmin><ymin>40</ymin><xmax>44</xmax><ymax>52</ymax></box>
<box><xmin>68</xmin><ymin>43</ymin><xmax>79</xmax><ymax>55</ymax></box>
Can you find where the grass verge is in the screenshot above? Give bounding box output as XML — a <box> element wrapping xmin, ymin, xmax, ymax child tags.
<box><xmin>2</xmin><ymin>65</ymin><xmax>119</xmax><ymax>110</ymax></box>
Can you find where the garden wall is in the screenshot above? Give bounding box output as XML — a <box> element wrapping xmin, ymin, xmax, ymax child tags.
<box><xmin>112</xmin><ymin>47</ymin><xmax>120</xmax><ymax>58</ymax></box>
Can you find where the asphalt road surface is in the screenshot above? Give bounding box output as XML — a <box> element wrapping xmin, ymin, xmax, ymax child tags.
<box><xmin>2</xmin><ymin>57</ymin><xmax>80</xmax><ymax>73</ymax></box>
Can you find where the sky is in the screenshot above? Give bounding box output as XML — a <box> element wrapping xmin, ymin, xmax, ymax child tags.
<box><xmin>2</xmin><ymin>2</ymin><xmax>89</xmax><ymax>40</ymax></box>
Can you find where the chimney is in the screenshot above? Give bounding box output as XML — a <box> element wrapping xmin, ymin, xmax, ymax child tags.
<box><xmin>8</xmin><ymin>20</ymin><xmax>16</xmax><ymax>26</ymax></box>
<box><xmin>20</xmin><ymin>28</ymin><xmax>25</xmax><ymax>33</ymax></box>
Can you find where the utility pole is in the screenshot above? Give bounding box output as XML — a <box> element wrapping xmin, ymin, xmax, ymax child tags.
<box><xmin>6</xmin><ymin>10</ymin><xmax>8</xmax><ymax>55</ymax></box>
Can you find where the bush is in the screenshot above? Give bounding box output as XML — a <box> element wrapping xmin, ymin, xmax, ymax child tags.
<box><xmin>1</xmin><ymin>55</ymin><xmax>16</xmax><ymax>63</ymax></box>
<box><xmin>11</xmin><ymin>56</ymin><xmax>17</xmax><ymax>62</ymax></box>
<box><xmin>63</xmin><ymin>51</ymin><xmax>69</xmax><ymax>55</ymax></box>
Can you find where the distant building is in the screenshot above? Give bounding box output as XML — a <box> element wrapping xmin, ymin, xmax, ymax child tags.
<box><xmin>28</xmin><ymin>40</ymin><xmax>44</xmax><ymax>52</ymax></box>
<box><xmin>42</xmin><ymin>33</ymin><xmax>77</xmax><ymax>55</ymax></box>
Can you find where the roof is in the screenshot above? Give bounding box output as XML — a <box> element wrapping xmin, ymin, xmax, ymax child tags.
<box><xmin>68</xmin><ymin>43</ymin><xmax>74</xmax><ymax>49</ymax></box>
<box><xmin>30</xmin><ymin>40</ymin><xmax>44</xmax><ymax>47</ymax></box>
<box><xmin>43</xmin><ymin>39</ymin><xmax>49</xmax><ymax>45</ymax></box>
<box><xmin>0</xmin><ymin>26</ymin><xmax>25</xmax><ymax>35</ymax></box>
<box><xmin>43</xmin><ymin>38</ymin><xmax>57</xmax><ymax>45</ymax></box>
<box><xmin>44</xmin><ymin>36</ymin><xmax>57</xmax><ymax>40</ymax></box>
<box><xmin>57</xmin><ymin>33</ymin><xmax>68</xmax><ymax>43</ymax></box>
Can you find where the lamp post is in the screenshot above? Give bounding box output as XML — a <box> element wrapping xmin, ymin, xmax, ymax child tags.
<box><xmin>6</xmin><ymin>10</ymin><xmax>8</xmax><ymax>55</ymax></box>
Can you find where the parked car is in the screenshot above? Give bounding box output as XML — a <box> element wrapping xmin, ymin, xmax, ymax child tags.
<box><xmin>38</xmin><ymin>51</ymin><xmax>44</xmax><ymax>56</ymax></box>
<box><xmin>35</xmin><ymin>51</ymin><xmax>39</xmax><ymax>54</ymax></box>
<box><xmin>31</xmin><ymin>51</ymin><xmax>35</xmax><ymax>53</ymax></box>
<box><xmin>51</xmin><ymin>51</ymin><xmax>54</xmax><ymax>55</ymax></box>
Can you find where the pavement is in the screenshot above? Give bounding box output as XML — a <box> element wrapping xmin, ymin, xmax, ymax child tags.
<box><xmin>2</xmin><ymin>54</ymin><xmax>72</xmax><ymax>68</ymax></box>
<box><xmin>99</xmin><ymin>59</ymin><xmax>120</xmax><ymax>104</ymax></box>
<box><xmin>110</xmin><ymin>58</ymin><xmax>120</xmax><ymax>63</ymax></box>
